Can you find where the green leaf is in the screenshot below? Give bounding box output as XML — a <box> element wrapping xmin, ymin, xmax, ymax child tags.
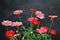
<box><xmin>21</xmin><ymin>26</ymin><xmax>26</xmax><ymax>30</ymax></box>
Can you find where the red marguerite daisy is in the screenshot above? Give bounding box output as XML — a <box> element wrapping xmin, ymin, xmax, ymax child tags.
<box><xmin>28</xmin><ymin>17</ymin><xmax>40</xmax><ymax>25</ymax></box>
<box><xmin>5</xmin><ymin>30</ymin><xmax>15</xmax><ymax>38</ymax></box>
<box><xmin>49</xmin><ymin>29</ymin><xmax>56</xmax><ymax>35</ymax></box>
<box><xmin>30</xmin><ymin>8</ymin><xmax>36</xmax><ymax>12</ymax></box>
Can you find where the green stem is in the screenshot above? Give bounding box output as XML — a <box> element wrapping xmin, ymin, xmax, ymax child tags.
<box><xmin>9</xmin><ymin>37</ymin><xmax>14</xmax><ymax>40</ymax></box>
<box><xmin>48</xmin><ymin>19</ymin><xmax>54</xmax><ymax>34</ymax></box>
<box><xmin>15</xmin><ymin>38</ymin><xmax>18</xmax><ymax>40</ymax></box>
<box><xmin>39</xmin><ymin>35</ymin><xmax>41</xmax><ymax>40</ymax></box>
<box><xmin>32</xmin><ymin>33</ymin><xmax>37</xmax><ymax>40</ymax></box>
<box><xmin>7</xmin><ymin>27</ymin><xmax>8</xmax><ymax>31</ymax></box>
<box><xmin>18</xmin><ymin>15</ymin><xmax>21</xmax><ymax>21</ymax></box>
<box><xmin>37</xmin><ymin>24</ymin><xmax>39</xmax><ymax>28</ymax></box>
<box><xmin>30</xmin><ymin>23</ymin><xmax>32</xmax><ymax>27</ymax></box>
<box><xmin>48</xmin><ymin>35</ymin><xmax>52</xmax><ymax>40</ymax></box>
<box><xmin>16</xmin><ymin>27</ymin><xmax>20</xmax><ymax>34</ymax></box>
<box><xmin>30</xmin><ymin>23</ymin><xmax>34</xmax><ymax>31</ymax></box>
<box><xmin>22</xmin><ymin>33</ymin><xmax>27</xmax><ymax>40</ymax></box>
<box><xmin>30</xmin><ymin>23</ymin><xmax>33</xmax><ymax>27</ymax></box>
<box><xmin>17</xmin><ymin>27</ymin><xmax>19</xmax><ymax>31</ymax></box>
<box><xmin>49</xmin><ymin>19</ymin><xmax>54</xmax><ymax>30</ymax></box>
<box><xmin>31</xmin><ymin>12</ymin><xmax>33</xmax><ymax>17</ymax></box>
<box><xmin>19</xmin><ymin>38</ymin><xmax>20</xmax><ymax>40</ymax></box>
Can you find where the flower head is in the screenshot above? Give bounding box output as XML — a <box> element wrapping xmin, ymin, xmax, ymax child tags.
<box><xmin>5</xmin><ymin>30</ymin><xmax>15</xmax><ymax>38</ymax></box>
<box><xmin>13</xmin><ymin>10</ymin><xmax>23</xmax><ymax>15</ymax></box>
<box><xmin>40</xmin><ymin>26</ymin><xmax>48</xmax><ymax>32</ymax></box>
<box><xmin>35</xmin><ymin>11</ymin><xmax>45</xmax><ymax>19</ymax></box>
<box><xmin>13</xmin><ymin>34</ymin><xmax>20</xmax><ymax>38</ymax></box>
<box><xmin>28</xmin><ymin>17</ymin><xmax>40</xmax><ymax>25</ymax></box>
<box><xmin>30</xmin><ymin>8</ymin><xmax>36</xmax><ymax>12</ymax></box>
<box><xmin>12</xmin><ymin>21</ymin><xmax>23</xmax><ymax>27</ymax></box>
<box><xmin>32</xmin><ymin>19</ymin><xmax>40</xmax><ymax>25</ymax></box>
<box><xmin>1</xmin><ymin>20</ymin><xmax>12</xmax><ymax>26</ymax></box>
<box><xmin>36</xmin><ymin>26</ymin><xmax>48</xmax><ymax>34</ymax></box>
<box><xmin>49</xmin><ymin>15</ymin><xmax>57</xmax><ymax>20</ymax></box>
<box><xmin>28</xmin><ymin>17</ymin><xmax>38</xmax><ymax>22</ymax></box>
<box><xmin>49</xmin><ymin>29</ymin><xmax>56</xmax><ymax>35</ymax></box>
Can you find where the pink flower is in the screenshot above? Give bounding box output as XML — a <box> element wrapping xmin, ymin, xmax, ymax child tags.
<box><xmin>35</xmin><ymin>11</ymin><xmax>45</xmax><ymax>19</ymax></box>
<box><xmin>49</xmin><ymin>15</ymin><xmax>57</xmax><ymax>20</ymax></box>
<box><xmin>36</xmin><ymin>26</ymin><xmax>48</xmax><ymax>34</ymax></box>
<box><xmin>40</xmin><ymin>26</ymin><xmax>48</xmax><ymax>32</ymax></box>
<box><xmin>28</xmin><ymin>17</ymin><xmax>40</xmax><ymax>25</ymax></box>
<box><xmin>13</xmin><ymin>10</ymin><xmax>23</xmax><ymax>15</ymax></box>
<box><xmin>1</xmin><ymin>20</ymin><xmax>12</xmax><ymax>26</ymax></box>
<box><xmin>49</xmin><ymin>15</ymin><xmax>57</xmax><ymax>19</ymax></box>
<box><xmin>12</xmin><ymin>21</ymin><xmax>23</xmax><ymax>27</ymax></box>
<box><xmin>13</xmin><ymin>34</ymin><xmax>20</xmax><ymax>38</ymax></box>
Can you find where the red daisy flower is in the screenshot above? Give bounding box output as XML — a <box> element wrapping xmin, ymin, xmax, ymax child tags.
<box><xmin>28</xmin><ymin>17</ymin><xmax>40</xmax><ymax>25</ymax></box>
<box><xmin>5</xmin><ymin>30</ymin><xmax>15</xmax><ymax>38</ymax></box>
<box><xmin>49</xmin><ymin>29</ymin><xmax>56</xmax><ymax>35</ymax></box>
<box><xmin>30</xmin><ymin>8</ymin><xmax>36</xmax><ymax>12</ymax></box>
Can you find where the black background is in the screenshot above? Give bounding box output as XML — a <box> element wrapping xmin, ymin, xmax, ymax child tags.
<box><xmin>0</xmin><ymin>0</ymin><xmax>60</xmax><ymax>40</ymax></box>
